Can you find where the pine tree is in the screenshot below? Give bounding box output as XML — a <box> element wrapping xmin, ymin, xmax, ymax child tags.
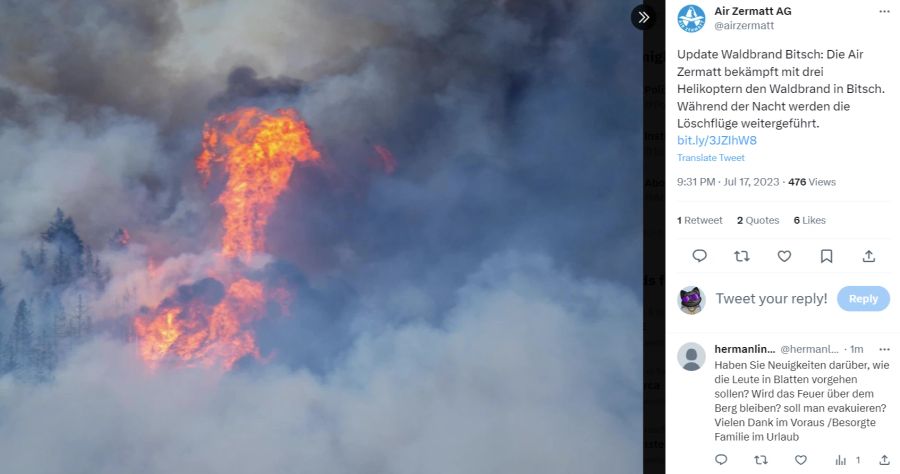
<box><xmin>54</xmin><ymin>305</ymin><xmax>69</xmax><ymax>353</ymax></box>
<box><xmin>0</xmin><ymin>331</ymin><xmax>5</xmax><ymax>376</ymax></box>
<box><xmin>37</xmin><ymin>241</ymin><xmax>47</xmax><ymax>272</ymax></box>
<box><xmin>42</xmin><ymin>209</ymin><xmax>83</xmax><ymax>251</ymax></box>
<box><xmin>51</xmin><ymin>208</ymin><xmax>64</xmax><ymax>231</ymax></box>
<box><xmin>42</xmin><ymin>209</ymin><xmax>85</xmax><ymax>284</ymax></box>
<box><xmin>72</xmin><ymin>294</ymin><xmax>93</xmax><ymax>339</ymax></box>
<box><xmin>0</xmin><ymin>280</ymin><xmax>6</xmax><ymax>316</ymax></box>
<box><xmin>73</xmin><ymin>241</ymin><xmax>85</xmax><ymax>278</ymax></box>
<box><xmin>8</xmin><ymin>300</ymin><xmax>33</xmax><ymax>372</ymax></box>
<box><xmin>83</xmin><ymin>245</ymin><xmax>94</xmax><ymax>279</ymax></box>
<box><xmin>34</xmin><ymin>328</ymin><xmax>56</xmax><ymax>380</ymax></box>
<box><xmin>21</xmin><ymin>250</ymin><xmax>35</xmax><ymax>272</ymax></box>
<box><xmin>52</xmin><ymin>248</ymin><xmax>72</xmax><ymax>286</ymax></box>
<box><xmin>101</xmin><ymin>266</ymin><xmax>112</xmax><ymax>289</ymax></box>
<box><xmin>74</xmin><ymin>295</ymin><xmax>84</xmax><ymax>338</ymax></box>
<box><xmin>83</xmin><ymin>245</ymin><xmax>107</xmax><ymax>290</ymax></box>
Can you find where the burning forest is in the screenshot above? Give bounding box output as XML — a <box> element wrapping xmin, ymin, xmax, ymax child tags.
<box><xmin>134</xmin><ymin>107</ymin><xmax>321</xmax><ymax>370</ymax></box>
<box><xmin>0</xmin><ymin>107</ymin><xmax>326</xmax><ymax>377</ymax></box>
<box><xmin>0</xmin><ymin>1</ymin><xmax>639</xmax><ymax>473</ymax></box>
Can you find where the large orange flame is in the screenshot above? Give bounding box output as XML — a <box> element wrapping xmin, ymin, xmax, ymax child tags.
<box><xmin>134</xmin><ymin>107</ymin><xmax>320</xmax><ymax>370</ymax></box>
<box><xmin>197</xmin><ymin>107</ymin><xmax>320</xmax><ymax>261</ymax></box>
<box><xmin>134</xmin><ymin>279</ymin><xmax>264</xmax><ymax>369</ymax></box>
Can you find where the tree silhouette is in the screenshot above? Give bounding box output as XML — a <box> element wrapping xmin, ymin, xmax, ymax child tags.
<box><xmin>8</xmin><ymin>300</ymin><xmax>33</xmax><ymax>373</ymax></box>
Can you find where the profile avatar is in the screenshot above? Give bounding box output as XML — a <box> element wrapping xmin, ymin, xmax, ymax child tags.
<box><xmin>677</xmin><ymin>5</ymin><xmax>706</xmax><ymax>33</ymax></box>
<box><xmin>679</xmin><ymin>286</ymin><xmax>704</xmax><ymax>314</ymax></box>
<box><xmin>683</xmin><ymin>349</ymin><xmax>701</xmax><ymax>370</ymax></box>
<box><xmin>677</xmin><ymin>343</ymin><xmax>706</xmax><ymax>371</ymax></box>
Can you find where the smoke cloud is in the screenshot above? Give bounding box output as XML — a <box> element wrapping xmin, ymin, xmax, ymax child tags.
<box><xmin>207</xmin><ymin>66</ymin><xmax>305</xmax><ymax>112</ymax></box>
<box><xmin>0</xmin><ymin>255</ymin><xmax>639</xmax><ymax>473</ymax></box>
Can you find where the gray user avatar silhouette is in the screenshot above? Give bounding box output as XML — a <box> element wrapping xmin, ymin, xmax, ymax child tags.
<box><xmin>677</xmin><ymin>343</ymin><xmax>706</xmax><ymax>371</ymax></box>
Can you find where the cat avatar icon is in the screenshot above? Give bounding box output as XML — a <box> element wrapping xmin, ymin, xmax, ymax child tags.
<box><xmin>678</xmin><ymin>286</ymin><xmax>705</xmax><ymax>314</ymax></box>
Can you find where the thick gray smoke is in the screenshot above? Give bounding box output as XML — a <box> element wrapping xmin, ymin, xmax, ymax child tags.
<box><xmin>207</xmin><ymin>66</ymin><xmax>305</xmax><ymax>112</ymax></box>
<box><xmin>0</xmin><ymin>254</ymin><xmax>639</xmax><ymax>473</ymax></box>
<box><xmin>0</xmin><ymin>0</ymin><xmax>641</xmax><ymax>472</ymax></box>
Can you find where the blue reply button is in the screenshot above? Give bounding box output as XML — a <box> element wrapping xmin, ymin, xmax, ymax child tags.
<box><xmin>838</xmin><ymin>286</ymin><xmax>890</xmax><ymax>311</ymax></box>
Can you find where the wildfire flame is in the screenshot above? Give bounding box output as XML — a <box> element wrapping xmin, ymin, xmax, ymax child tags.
<box><xmin>373</xmin><ymin>145</ymin><xmax>396</xmax><ymax>174</ymax></box>
<box><xmin>134</xmin><ymin>278</ymin><xmax>264</xmax><ymax>369</ymax></box>
<box><xmin>111</xmin><ymin>227</ymin><xmax>131</xmax><ymax>248</ymax></box>
<box><xmin>197</xmin><ymin>107</ymin><xmax>320</xmax><ymax>261</ymax></box>
<box><xmin>134</xmin><ymin>107</ymin><xmax>320</xmax><ymax>370</ymax></box>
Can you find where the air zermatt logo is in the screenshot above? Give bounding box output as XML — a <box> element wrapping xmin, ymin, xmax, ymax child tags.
<box><xmin>678</xmin><ymin>5</ymin><xmax>706</xmax><ymax>32</ymax></box>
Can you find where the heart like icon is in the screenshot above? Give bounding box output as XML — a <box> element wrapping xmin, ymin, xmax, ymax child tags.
<box><xmin>795</xmin><ymin>455</ymin><xmax>807</xmax><ymax>465</ymax></box>
<box><xmin>778</xmin><ymin>250</ymin><xmax>792</xmax><ymax>262</ymax></box>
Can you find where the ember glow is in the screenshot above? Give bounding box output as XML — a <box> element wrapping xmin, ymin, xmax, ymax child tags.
<box><xmin>110</xmin><ymin>227</ymin><xmax>131</xmax><ymax>248</ymax></box>
<box><xmin>134</xmin><ymin>107</ymin><xmax>321</xmax><ymax>370</ymax></box>
<box><xmin>373</xmin><ymin>144</ymin><xmax>396</xmax><ymax>174</ymax></box>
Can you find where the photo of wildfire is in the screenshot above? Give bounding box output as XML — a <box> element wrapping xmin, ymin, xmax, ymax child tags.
<box><xmin>0</xmin><ymin>1</ymin><xmax>640</xmax><ymax>472</ymax></box>
<box><xmin>135</xmin><ymin>107</ymin><xmax>321</xmax><ymax>370</ymax></box>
